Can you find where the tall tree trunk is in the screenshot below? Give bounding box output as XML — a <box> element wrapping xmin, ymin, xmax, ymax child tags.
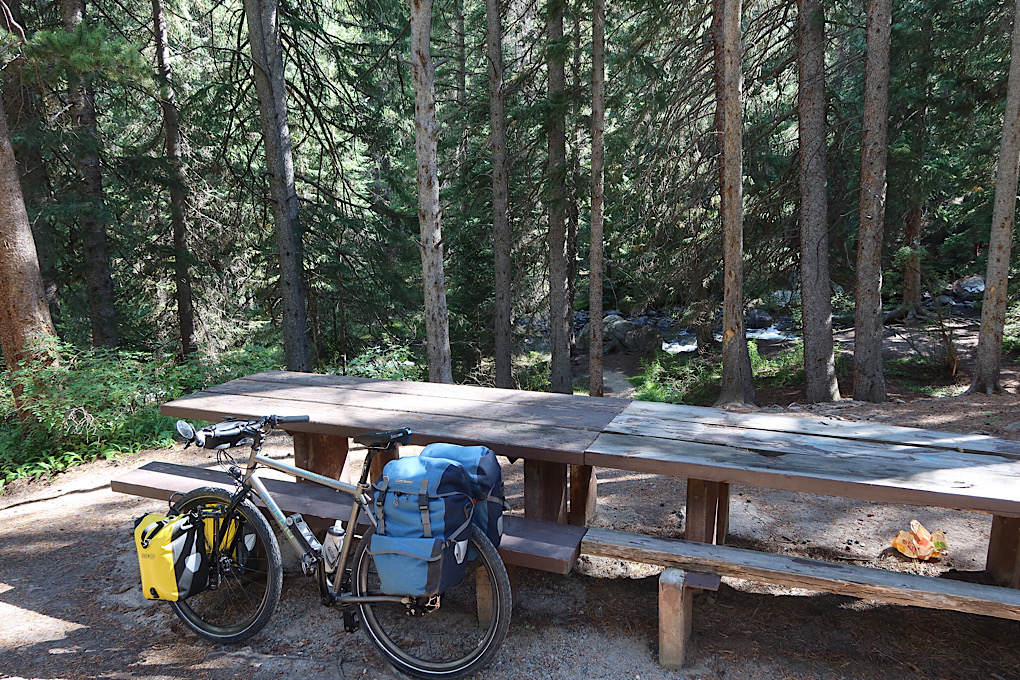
<box><xmin>409</xmin><ymin>0</ymin><xmax>453</xmax><ymax>383</ymax></box>
<box><xmin>242</xmin><ymin>0</ymin><xmax>311</xmax><ymax>371</ymax></box>
<box><xmin>853</xmin><ymin>0</ymin><xmax>892</xmax><ymax>403</ymax></box>
<box><xmin>152</xmin><ymin>0</ymin><xmax>196</xmax><ymax>358</ymax></box>
<box><xmin>487</xmin><ymin>0</ymin><xmax>513</xmax><ymax>389</ymax></box>
<box><xmin>62</xmin><ymin>0</ymin><xmax>118</xmax><ymax>348</ymax></box>
<box><xmin>797</xmin><ymin>0</ymin><xmax>839</xmax><ymax>403</ymax></box>
<box><xmin>901</xmin><ymin>205</ymin><xmax>924</xmax><ymax>315</ymax></box>
<box><xmin>3</xmin><ymin>61</ymin><xmax>59</xmax><ymax>324</ymax></box>
<box><xmin>713</xmin><ymin>0</ymin><xmax>754</xmax><ymax>407</ymax></box>
<box><xmin>970</xmin><ymin>0</ymin><xmax>1020</xmax><ymax>394</ymax></box>
<box><xmin>589</xmin><ymin>0</ymin><xmax>605</xmax><ymax>398</ymax></box>
<box><xmin>548</xmin><ymin>0</ymin><xmax>572</xmax><ymax>394</ymax></box>
<box><xmin>0</xmin><ymin>99</ymin><xmax>58</xmax><ymax>417</ymax></box>
<box><xmin>566</xmin><ymin>6</ymin><xmax>581</xmax><ymax>317</ymax></box>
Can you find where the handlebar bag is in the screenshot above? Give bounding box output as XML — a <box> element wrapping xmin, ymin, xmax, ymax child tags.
<box><xmin>133</xmin><ymin>512</ymin><xmax>210</xmax><ymax>601</ymax></box>
<box><xmin>370</xmin><ymin>456</ymin><xmax>474</xmax><ymax>596</ymax></box>
<box><xmin>419</xmin><ymin>443</ymin><xmax>506</xmax><ymax>551</ymax></box>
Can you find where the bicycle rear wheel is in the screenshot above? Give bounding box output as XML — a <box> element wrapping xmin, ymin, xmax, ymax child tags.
<box><xmin>168</xmin><ymin>487</ymin><xmax>283</xmax><ymax>644</ymax></box>
<box><xmin>352</xmin><ymin>528</ymin><xmax>512</xmax><ymax>680</ymax></box>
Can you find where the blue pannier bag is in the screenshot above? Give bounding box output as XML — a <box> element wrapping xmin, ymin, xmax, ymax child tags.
<box><xmin>369</xmin><ymin>456</ymin><xmax>474</xmax><ymax>596</ymax></box>
<box><xmin>419</xmin><ymin>443</ymin><xmax>505</xmax><ymax>549</ymax></box>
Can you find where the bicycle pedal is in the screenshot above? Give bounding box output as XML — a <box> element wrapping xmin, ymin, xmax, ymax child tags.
<box><xmin>342</xmin><ymin>607</ymin><xmax>360</xmax><ymax>633</ymax></box>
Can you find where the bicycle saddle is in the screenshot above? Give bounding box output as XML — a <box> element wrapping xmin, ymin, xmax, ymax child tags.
<box><xmin>353</xmin><ymin>428</ymin><xmax>412</xmax><ymax>449</ymax></box>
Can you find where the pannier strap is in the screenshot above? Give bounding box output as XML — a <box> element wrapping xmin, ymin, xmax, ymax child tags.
<box><xmin>419</xmin><ymin>479</ymin><xmax>432</xmax><ymax>538</ymax></box>
<box><xmin>140</xmin><ymin>519</ymin><xmax>169</xmax><ymax>548</ymax></box>
<box><xmin>375</xmin><ymin>476</ymin><xmax>389</xmax><ymax>536</ymax></box>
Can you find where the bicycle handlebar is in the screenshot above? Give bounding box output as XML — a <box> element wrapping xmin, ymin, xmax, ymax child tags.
<box><xmin>178</xmin><ymin>414</ymin><xmax>310</xmax><ymax>450</ymax></box>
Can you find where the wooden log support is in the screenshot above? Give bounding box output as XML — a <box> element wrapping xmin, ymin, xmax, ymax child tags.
<box><xmin>715</xmin><ymin>482</ymin><xmax>730</xmax><ymax>544</ymax></box>
<box><xmin>568</xmin><ymin>464</ymin><xmax>598</xmax><ymax>526</ymax></box>
<box><xmin>524</xmin><ymin>459</ymin><xmax>568</xmax><ymax>523</ymax></box>
<box><xmin>292</xmin><ymin>432</ymin><xmax>350</xmax><ymax>483</ymax></box>
<box><xmin>987</xmin><ymin>515</ymin><xmax>1020</xmax><ymax>588</ymax></box>
<box><xmin>658</xmin><ymin>568</ymin><xmax>693</xmax><ymax>669</ymax></box>
<box><xmin>686</xmin><ymin>479</ymin><xmax>729</xmax><ymax>544</ymax></box>
<box><xmin>658</xmin><ymin>568</ymin><xmax>721</xmax><ymax>668</ymax></box>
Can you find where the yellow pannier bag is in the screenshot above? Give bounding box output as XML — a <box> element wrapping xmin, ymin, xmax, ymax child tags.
<box><xmin>134</xmin><ymin>512</ymin><xmax>210</xmax><ymax>601</ymax></box>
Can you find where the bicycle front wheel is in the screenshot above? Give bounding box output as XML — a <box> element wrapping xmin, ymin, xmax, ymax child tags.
<box><xmin>168</xmin><ymin>486</ymin><xmax>283</xmax><ymax>644</ymax></box>
<box><xmin>352</xmin><ymin>528</ymin><xmax>512</xmax><ymax>680</ymax></box>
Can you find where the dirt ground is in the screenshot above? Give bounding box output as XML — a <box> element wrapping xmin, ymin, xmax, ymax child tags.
<box><xmin>3</xmin><ymin>323</ymin><xmax>1020</xmax><ymax>680</ymax></box>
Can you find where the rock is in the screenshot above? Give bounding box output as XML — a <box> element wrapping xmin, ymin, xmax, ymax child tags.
<box><xmin>623</xmin><ymin>325</ymin><xmax>663</xmax><ymax>352</ymax></box>
<box><xmin>746</xmin><ymin>308</ymin><xmax>774</xmax><ymax>330</ymax></box>
<box><xmin>575</xmin><ymin>314</ymin><xmax>635</xmax><ymax>354</ymax></box>
<box><xmin>938</xmin><ymin>295</ymin><xmax>955</xmax><ymax>306</ymax></box>
<box><xmin>1004</xmin><ymin>421</ymin><xmax>1020</xmax><ymax>432</ymax></box>
<box><xmin>952</xmin><ymin>275</ymin><xmax>985</xmax><ymax>301</ymax></box>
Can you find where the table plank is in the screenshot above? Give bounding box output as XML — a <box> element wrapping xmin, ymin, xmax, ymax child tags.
<box><xmin>206</xmin><ymin>377</ymin><xmax>623</xmax><ymax>432</ymax></box>
<box><xmin>622</xmin><ymin>401</ymin><xmax>1020</xmax><ymax>458</ymax></box>
<box><xmin>162</xmin><ymin>391</ymin><xmax>592</xmax><ymax>465</ymax></box>
<box><xmin>241</xmin><ymin>371</ymin><xmax>630</xmax><ymax>415</ymax></box>
<box><xmin>585</xmin><ymin>431</ymin><xmax>1020</xmax><ymax>517</ymax></box>
<box><xmin>606</xmin><ymin>408</ymin><xmax>1020</xmax><ymax>465</ymax></box>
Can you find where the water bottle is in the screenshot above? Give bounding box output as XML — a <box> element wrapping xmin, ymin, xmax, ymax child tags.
<box><xmin>322</xmin><ymin>521</ymin><xmax>346</xmax><ymax>574</ymax></box>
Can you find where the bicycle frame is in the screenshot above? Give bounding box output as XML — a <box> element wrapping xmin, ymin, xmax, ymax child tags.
<box><xmin>218</xmin><ymin>436</ymin><xmax>404</xmax><ymax>605</ymax></box>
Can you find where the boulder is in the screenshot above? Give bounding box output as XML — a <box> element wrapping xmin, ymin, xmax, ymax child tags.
<box><xmin>623</xmin><ymin>325</ymin><xmax>664</xmax><ymax>352</ymax></box>
<box><xmin>575</xmin><ymin>314</ymin><xmax>638</xmax><ymax>354</ymax></box>
<box><xmin>745</xmin><ymin>308</ymin><xmax>774</xmax><ymax>330</ymax></box>
<box><xmin>951</xmin><ymin>275</ymin><xmax>985</xmax><ymax>301</ymax></box>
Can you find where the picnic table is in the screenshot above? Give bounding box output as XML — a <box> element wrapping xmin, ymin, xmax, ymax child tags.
<box><xmin>157</xmin><ymin>371</ymin><xmax>1020</xmax><ymax>587</ymax></box>
<box><xmin>137</xmin><ymin>370</ymin><xmax>1020</xmax><ymax>667</ymax></box>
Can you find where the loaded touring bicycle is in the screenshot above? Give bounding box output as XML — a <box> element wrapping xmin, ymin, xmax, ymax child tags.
<box><xmin>134</xmin><ymin>415</ymin><xmax>512</xmax><ymax>680</ymax></box>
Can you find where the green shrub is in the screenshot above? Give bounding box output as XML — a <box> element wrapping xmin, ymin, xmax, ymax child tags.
<box><xmin>0</xmin><ymin>343</ymin><xmax>284</xmax><ymax>488</ymax></box>
<box><xmin>631</xmin><ymin>352</ymin><xmax>720</xmax><ymax>405</ymax></box>
<box><xmin>343</xmin><ymin>343</ymin><xmax>426</xmax><ymax>381</ymax></box>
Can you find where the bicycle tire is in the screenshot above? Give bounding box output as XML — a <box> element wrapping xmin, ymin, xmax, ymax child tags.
<box><xmin>168</xmin><ymin>486</ymin><xmax>283</xmax><ymax>644</ymax></box>
<box><xmin>352</xmin><ymin>527</ymin><xmax>512</xmax><ymax>679</ymax></box>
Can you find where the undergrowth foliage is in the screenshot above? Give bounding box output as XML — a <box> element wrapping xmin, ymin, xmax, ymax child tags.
<box><xmin>0</xmin><ymin>344</ymin><xmax>284</xmax><ymax>489</ymax></box>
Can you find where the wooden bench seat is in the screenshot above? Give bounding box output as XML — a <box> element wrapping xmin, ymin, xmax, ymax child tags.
<box><xmin>582</xmin><ymin>527</ymin><xmax>1020</xmax><ymax>668</ymax></box>
<box><xmin>111</xmin><ymin>462</ymin><xmax>586</xmax><ymax>574</ymax></box>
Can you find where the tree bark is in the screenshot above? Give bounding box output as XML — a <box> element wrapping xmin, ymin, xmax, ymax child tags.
<box><xmin>408</xmin><ymin>0</ymin><xmax>453</xmax><ymax>383</ymax></box>
<box><xmin>242</xmin><ymin>0</ymin><xmax>311</xmax><ymax>371</ymax></box>
<box><xmin>0</xmin><ymin>99</ymin><xmax>58</xmax><ymax>414</ymax></box>
<box><xmin>62</xmin><ymin>0</ymin><xmax>119</xmax><ymax>348</ymax></box>
<box><xmin>712</xmin><ymin>0</ymin><xmax>755</xmax><ymax>407</ymax></box>
<box><xmin>487</xmin><ymin>0</ymin><xmax>513</xmax><ymax>389</ymax></box>
<box><xmin>152</xmin><ymin>0</ymin><xmax>196</xmax><ymax>358</ymax></box>
<box><xmin>548</xmin><ymin>0</ymin><xmax>572</xmax><ymax>394</ymax></box>
<box><xmin>900</xmin><ymin>205</ymin><xmax>924</xmax><ymax>316</ymax></box>
<box><xmin>797</xmin><ymin>0</ymin><xmax>839</xmax><ymax>403</ymax></box>
<box><xmin>2</xmin><ymin>39</ymin><xmax>59</xmax><ymax>324</ymax></box>
<box><xmin>970</xmin><ymin>0</ymin><xmax>1020</xmax><ymax>394</ymax></box>
<box><xmin>853</xmin><ymin>0</ymin><xmax>892</xmax><ymax>403</ymax></box>
<box><xmin>589</xmin><ymin>0</ymin><xmax>605</xmax><ymax>398</ymax></box>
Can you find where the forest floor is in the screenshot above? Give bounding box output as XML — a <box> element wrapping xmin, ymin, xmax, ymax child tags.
<box><xmin>2</xmin><ymin>321</ymin><xmax>1020</xmax><ymax>680</ymax></box>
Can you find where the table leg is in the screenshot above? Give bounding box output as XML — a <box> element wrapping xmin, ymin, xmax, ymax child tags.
<box><xmin>292</xmin><ymin>432</ymin><xmax>351</xmax><ymax>483</ymax></box>
<box><xmin>568</xmin><ymin>464</ymin><xmax>597</xmax><ymax>526</ymax></box>
<box><xmin>987</xmin><ymin>515</ymin><xmax>1020</xmax><ymax>588</ymax></box>
<box><xmin>686</xmin><ymin>479</ymin><xmax>728</xmax><ymax>545</ymax></box>
<box><xmin>524</xmin><ymin>459</ymin><xmax>568</xmax><ymax>523</ymax></box>
<box><xmin>369</xmin><ymin>448</ymin><xmax>399</xmax><ymax>484</ymax></box>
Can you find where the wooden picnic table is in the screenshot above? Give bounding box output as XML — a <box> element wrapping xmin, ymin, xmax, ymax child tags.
<box><xmin>161</xmin><ymin>370</ymin><xmax>1020</xmax><ymax>587</ymax></box>
<box><xmin>160</xmin><ymin>370</ymin><xmax>629</xmax><ymax>525</ymax></box>
<box><xmin>585</xmin><ymin>400</ymin><xmax>1020</xmax><ymax>587</ymax></box>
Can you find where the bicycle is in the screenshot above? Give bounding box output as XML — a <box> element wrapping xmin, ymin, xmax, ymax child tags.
<box><xmin>166</xmin><ymin>414</ymin><xmax>512</xmax><ymax>680</ymax></box>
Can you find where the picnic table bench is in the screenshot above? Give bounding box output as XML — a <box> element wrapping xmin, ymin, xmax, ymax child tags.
<box><xmin>110</xmin><ymin>370</ymin><xmax>1020</xmax><ymax>668</ymax></box>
